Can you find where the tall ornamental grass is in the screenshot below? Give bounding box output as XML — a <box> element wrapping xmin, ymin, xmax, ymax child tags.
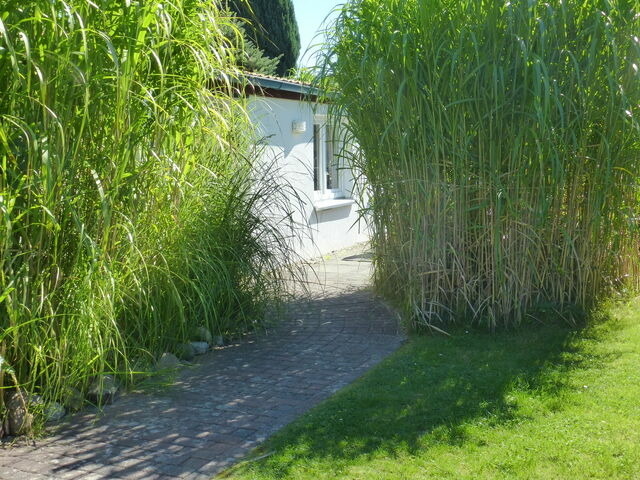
<box><xmin>0</xmin><ymin>0</ymin><xmax>298</xmax><ymax>416</ymax></box>
<box><xmin>324</xmin><ymin>0</ymin><xmax>640</xmax><ymax>330</ymax></box>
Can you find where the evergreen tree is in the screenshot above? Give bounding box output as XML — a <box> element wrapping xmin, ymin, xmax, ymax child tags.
<box><xmin>227</xmin><ymin>0</ymin><xmax>300</xmax><ymax>76</ymax></box>
<box><xmin>223</xmin><ymin>9</ymin><xmax>281</xmax><ymax>75</ymax></box>
<box><xmin>242</xmin><ymin>38</ymin><xmax>282</xmax><ymax>75</ymax></box>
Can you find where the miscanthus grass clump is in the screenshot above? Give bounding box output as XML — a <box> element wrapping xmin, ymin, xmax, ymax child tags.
<box><xmin>323</xmin><ymin>0</ymin><xmax>640</xmax><ymax>330</ymax></box>
<box><xmin>0</xmin><ymin>0</ymin><xmax>299</xmax><ymax>424</ymax></box>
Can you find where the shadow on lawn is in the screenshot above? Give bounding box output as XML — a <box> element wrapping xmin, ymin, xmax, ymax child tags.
<box><xmin>240</xmin><ymin>316</ymin><xmax>608</xmax><ymax>476</ymax></box>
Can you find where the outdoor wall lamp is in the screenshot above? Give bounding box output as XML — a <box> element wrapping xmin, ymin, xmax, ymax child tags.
<box><xmin>292</xmin><ymin>120</ymin><xmax>307</xmax><ymax>134</ymax></box>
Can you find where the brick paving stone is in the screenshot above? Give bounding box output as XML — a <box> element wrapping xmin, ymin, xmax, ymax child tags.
<box><xmin>0</xmin><ymin>244</ymin><xmax>405</xmax><ymax>479</ymax></box>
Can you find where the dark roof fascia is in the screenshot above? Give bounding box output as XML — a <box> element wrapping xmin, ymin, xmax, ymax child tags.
<box><xmin>244</xmin><ymin>74</ymin><xmax>321</xmax><ymax>102</ymax></box>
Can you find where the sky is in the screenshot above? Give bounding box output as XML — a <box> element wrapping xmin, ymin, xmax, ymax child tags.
<box><xmin>291</xmin><ymin>0</ymin><xmax>342</xmax><ymax>67</ymax></box>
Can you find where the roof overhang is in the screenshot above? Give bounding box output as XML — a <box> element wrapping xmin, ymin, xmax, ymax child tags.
<box><xmin>243</xmin><ymin>73</ymin><xmax>320</xmax><ymax>102</ymax></box>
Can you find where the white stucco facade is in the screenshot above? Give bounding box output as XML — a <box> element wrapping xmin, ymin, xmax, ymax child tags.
<box><xmin>247</xmin><ymin>93</ymin><xmax>368</xmax><ymax>260</ymax></box>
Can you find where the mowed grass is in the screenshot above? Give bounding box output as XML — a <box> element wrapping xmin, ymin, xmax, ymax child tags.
<box><xmin>223</xmin><ymin>300</ymin><xmax>640</xmax><ymax>479</ymax></box>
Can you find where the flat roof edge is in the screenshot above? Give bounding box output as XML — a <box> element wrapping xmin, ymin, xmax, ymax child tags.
<box><xmin>244</xmin><ymin>73</ymin><xmax>320</xmax><ymax>98</ymax></box>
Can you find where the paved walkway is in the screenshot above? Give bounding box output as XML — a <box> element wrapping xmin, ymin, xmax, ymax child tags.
<box><xmin>0</xmin><ymin>246</ymin><xmax>405</xmax><ymax>479</ymax></box>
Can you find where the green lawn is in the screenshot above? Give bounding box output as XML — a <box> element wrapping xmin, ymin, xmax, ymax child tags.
<box><xmin>222</xmin><ymin>299</ymin><xmax>640</xmax><ymax>479</ymax></box>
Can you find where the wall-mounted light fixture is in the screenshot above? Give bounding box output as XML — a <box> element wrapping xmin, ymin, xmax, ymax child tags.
<box><xmin>292</xmin><ymin>121</ymin><xmax>307</xmax><ymax>134</ymax></box>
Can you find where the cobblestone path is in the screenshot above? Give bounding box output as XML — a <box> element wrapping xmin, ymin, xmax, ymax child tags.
<box><xmin>0</xmin><ymin>247</ymin><xmax>405</xmax><ymax>479</ymax></box>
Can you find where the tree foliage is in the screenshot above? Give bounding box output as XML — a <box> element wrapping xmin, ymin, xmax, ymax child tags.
<box><xmin>227</xmin><ymin>0</ymin><xmax>300</xmax><ymax>76</ymax></box>
<box><xmin>223</xmin><ymin>9</ymin><xmax>281</xmax><ymax>75</ymax></box>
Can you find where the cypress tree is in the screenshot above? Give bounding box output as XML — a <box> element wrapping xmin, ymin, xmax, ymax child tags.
<box><xmin>222</xmin><ymin>9</ymin><xmax>282</xmax><ymax>75</ymax></box>
<box><xmin>228</xmin><ymin>0</ymin><xmax>300</xmax><ymax>76</ymax></box>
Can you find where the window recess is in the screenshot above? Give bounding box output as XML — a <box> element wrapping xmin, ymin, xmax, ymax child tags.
<box><xmin>313</xmin><ymin>117</ymin><xmax>342</xmax><ymax>199</ymax></box>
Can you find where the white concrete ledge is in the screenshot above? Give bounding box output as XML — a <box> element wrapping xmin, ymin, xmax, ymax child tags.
<box><xmin>313</xmin><ymin>198</ymin><xmax>356</xmax><ymax>212</ymax></box>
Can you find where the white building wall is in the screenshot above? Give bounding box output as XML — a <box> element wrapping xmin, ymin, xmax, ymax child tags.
<box><xmin>248</xmin><ymin>95</ymin><xmax>368</xmax><ymax>260</ymax></box>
